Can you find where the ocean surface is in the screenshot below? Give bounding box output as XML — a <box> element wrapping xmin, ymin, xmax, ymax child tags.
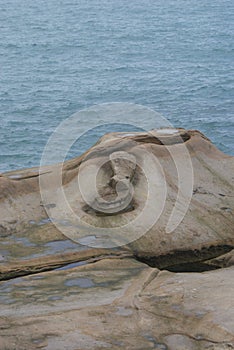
<box><xmin>0</xmin><ymin>0</ymin><xmax>233</xmax><ymax>172</ymax></box>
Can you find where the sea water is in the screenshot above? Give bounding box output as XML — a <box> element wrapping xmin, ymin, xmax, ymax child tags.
<box><xmin>0</xmin><ymin>0</ymin><xmax>233</xmax><ymax>172</ymax></box>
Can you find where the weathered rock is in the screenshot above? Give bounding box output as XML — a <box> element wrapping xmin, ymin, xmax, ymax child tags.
<box><xmin>0</xmin><ymin>128</ymin><xmax>233</xmax><ymax>272</ymax></box>
<box><xmin>205</xmin><ymin>249</ymin><xmax>234</xmax><ymax>268</ymax></box>
<box><xmin>0</xmin><ymin>258</ymin><xmax>233</xmax><ymax>349</ymax></box>
<box><xmin>0</xmin><ymin>128</ymin><xmax>234</xmax><ymax>349</ymax></box>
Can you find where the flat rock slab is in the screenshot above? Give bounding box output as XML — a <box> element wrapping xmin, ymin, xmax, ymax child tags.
<box><xmin>0</xmin><ymin>258</ymin><xmax>233</xmax><ymax>350</ymax></box>
<box><xmin>0</xmin><ymin>219</ymin><xmax>132</xmax><ymax>280</ymax></box>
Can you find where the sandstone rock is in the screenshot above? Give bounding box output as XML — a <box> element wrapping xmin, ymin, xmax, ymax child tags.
<box><xmin>37</xmin><ymin>128</ymin><xmax>234</xmax><ymax>264</ymax></box>
<box><xmin>205</xmin><ymin>249</ymin><xmax>234</xmax><ymax>268</ymax></box>
<box><xmin>0</xmin><ymin>128</ymin><xmax>233</xmax><ymax>349</ymax></box>
<box><xmin>0</xmin><ymin>128</ymin><xmax>233</xmax><ymax>272</ymax></box>
<box><xmin>0</xmin><ymin>258</ymin><xmax>233</xmax><ymax>349</ymax></box>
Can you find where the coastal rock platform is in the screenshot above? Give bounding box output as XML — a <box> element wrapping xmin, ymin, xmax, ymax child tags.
<box><xmin>0</xmin><ymin>128</ymin><xmax>233</xmax><ymax>349</ymax></box>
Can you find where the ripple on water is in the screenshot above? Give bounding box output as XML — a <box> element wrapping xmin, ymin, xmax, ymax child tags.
<box><xmin>0</xmin><ymin>0</ymin><xmax>233</xmax><ymax>174</ymax></box>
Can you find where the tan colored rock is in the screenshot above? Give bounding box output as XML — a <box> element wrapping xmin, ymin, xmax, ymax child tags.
<box><xmin>0</xmin><ymin>129</ymin><xmax>233</xmax><ymax>271</ymax></box>
<box><xmin>0</xmin><ymin>258</ymin><xmax>233</xmax><ymax>349</ymax></box>
<box><xmin>0</xmin><ymin>128</ymin><xmax>234</xmax><ymax>349</ymax></box>
<box><xmin>205</xmin><ymin>249</ymin><xmax>234</xmax><ymax>268</ymax></box>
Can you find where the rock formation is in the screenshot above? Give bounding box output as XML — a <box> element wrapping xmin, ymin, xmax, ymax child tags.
<box><xmin>0</xmin><ymin>128</ymin><xmax>233</xmax><ymax>349</ymax></box>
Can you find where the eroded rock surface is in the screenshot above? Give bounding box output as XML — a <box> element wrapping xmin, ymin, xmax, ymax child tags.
<box><xmin>0</xmin><ymin>259</ymin><xmax>233</xmax><ymax>349</ymax></box>
<box><xmin>1</xmin><ymin>128</ymin><xmax>233</xmax><ymax>269</ymax></box>
<box><xmin>0</xmin><ymin>128</ymin><xmax>233</xmax><ymax>349</ymax></box>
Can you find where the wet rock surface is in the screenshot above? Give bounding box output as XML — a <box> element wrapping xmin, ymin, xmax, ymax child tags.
<box><xmin>0</xmin><ymin>259</ymin><xmax>233</xmax><ymax>349</ymax></box>
<box><xmin>0</xmin><ymin>128</ymin><xmax>233</xmax><ymax>349</ymax></box>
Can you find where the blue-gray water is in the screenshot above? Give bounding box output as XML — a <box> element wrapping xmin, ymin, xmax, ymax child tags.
<box><xmin>0</xmin><ymin>0</ymin><xmax>233</xmax><ymax>172</ymax></box>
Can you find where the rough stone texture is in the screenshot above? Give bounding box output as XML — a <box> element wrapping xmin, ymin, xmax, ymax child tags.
<box><xmin>1</xmin><ymin>129</ymin><xmax>233</xmax><ymax>268</ymax></box>
<box><xmin>0</xmin><ymin>128</ymin><xmax>233</xmax><ymax>349</ymax></box>
<box><xmin>0</xmin><ymin>259</ymin><xmax>233</xmax><ymax>349</ymax></box>
<box><xmin>205</xmin><ymin>249</ymin><xmax>234</xmax><ymax>268</ymax></box>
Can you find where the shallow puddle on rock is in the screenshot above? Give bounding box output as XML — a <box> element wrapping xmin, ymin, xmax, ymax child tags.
<box><xmin>3</xmin><ymin>243</ymin><xmax>46</xmax><ymax>261</ymax></box>
<box><xmin>47</xmin><ymin>295</ymin><xmax>63</xmax><ymax>301</ymax></box>
<box><xmin>78</xmin><ymin>235</ymin><xmax>97</xmax><ymax>245</ymax></box>
<box><xmin>143</xmin><ymin>334</ymin><xmax>168</xmax><ymax>350</ymax></box>
<box><xmin>0</xmin><ymin>277</ymin><xmax>25</xmax><ymax>304</ymax></box>
<box><xmin>0</xmin><ymin>249</ymin><xmax>9</xmax><ymax>261</ymax></box>
<box><xmin>17</xmin><ymin>239</ymin><xmax>84</xmax><ymax>261</ymax></box>
<box><xmin>55</xmin><ymin>261</ymin><xmax>87</xmax><ymax>271</ymax></box>
<box><xmin>1</xmin><ymin>277</ymin><xmax>24</xmax><ymax>287</ymax></box>
<box><xmin>0</xmin><ymin>233</ymin><xmax>47</xmax><ymax>261</ymax></box>
<box><xmin>44</xmin><ymin>240</ymin><xmax>82</xmax><ymax>254</ymax></box>
<box><xmin>0</xmin><ymin>259</ymin><xmax>147</xmax><ymax>318</ymax></box>
<box><xmin>12</xmin><ymin>236</ymin><xmax>36</xmax><ymax>247</ymax></box>
<box><xmin>28</xmin><ymin>218</ymin><xmax>52</xmax><ymax>226</ymax></box>
<box><xmin>64</xmin><ymin>277</ymin><xmax>95</xmax><ymax>288</ymax></box>
<box><xmin>115</xmin><ymin>306</ymin><xmax>133</xmax><ymax>316</ymax></box>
